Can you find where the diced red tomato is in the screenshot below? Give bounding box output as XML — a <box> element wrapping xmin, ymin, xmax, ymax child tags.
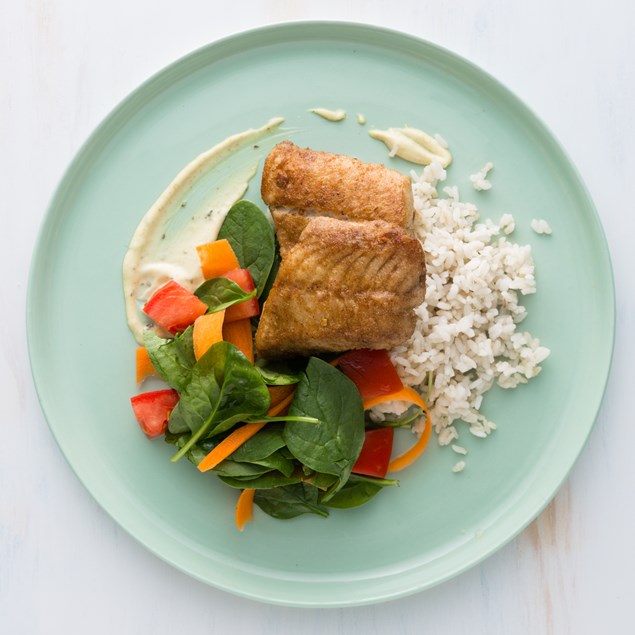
<box><xmin>142</xmin><ymin>280</ymin><xmax>208</xmax><ymax>334</ymax></box>
<box><xmin>130</xmin><ymin>389</ymin><xmax>179</xmax><ymax>438</ymax></box>
<box><xmin>222</xmin><ymin>268</ymin><xmax>260</xmax><ymax>322</ymax></box>
<box><xmin>352</xmin><ymin>427</ymin><xmax>394</xmax><ymax>478</ymax></box>
<box><xmin>337</xmin><ymin>349</ymin><xmax>404</xmax><ymax>400</ymax></box>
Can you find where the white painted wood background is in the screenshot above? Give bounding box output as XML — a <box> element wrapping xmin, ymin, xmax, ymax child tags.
<box><xmin>2</xmin><ymin>1</ymin><xmax>633</xmax><ymax>633</ymax></box>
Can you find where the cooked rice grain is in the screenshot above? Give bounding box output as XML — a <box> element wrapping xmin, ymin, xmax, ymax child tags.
<box><xmin>388</xmin><ymin>162</ymin><xmax>550</xmax><ymax>444</ymax></box>
<box><xmin>469</xmin><ymin>161</ymin><xmax>494</xmax><ymax>191</ymax></box>
<box><xmin>531</xmin><ymin>218</ymin><xmax>553</xmax><ymax>234</ymax></box>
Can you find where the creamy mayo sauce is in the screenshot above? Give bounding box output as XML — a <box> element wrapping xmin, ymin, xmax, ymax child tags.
<box><xmin>308</xmin><ymin>107</ymin><xmax>347</xmax><ymax>122</ymax></box>
<box><xmin>123</xmin><ymin>117</ymin><xmax>284</xmax><ymax>343</ymax></box>
<box><xmin>369</xmin><ymin>126</ymin><xmax>452</xmax><ymax>168</ymax></box>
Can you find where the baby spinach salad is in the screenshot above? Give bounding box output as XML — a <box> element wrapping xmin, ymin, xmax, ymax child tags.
<box><xmin>130</xmin><ymin>200</ymin><xmax>431</xmax><ymax>530</ymax></box>
<box><xmin>217</xmin><ymin>200</ymin><xmax>276</xmax><ymax>298</ymax></box>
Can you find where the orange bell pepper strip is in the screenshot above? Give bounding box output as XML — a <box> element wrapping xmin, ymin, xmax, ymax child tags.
<box><xmin>362</xmin><ymin>385</ymin><xmax>432</xmax><ymax>473</ymax></box>
<box><xmin>388</xmin><ymin>403</ymin><xmax>431</xmax><ymax>473</ymax></box>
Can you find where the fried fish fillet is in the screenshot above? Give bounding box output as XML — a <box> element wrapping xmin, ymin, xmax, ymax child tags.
<box><xmin>255</xmin><ymin>217</ymin><xmax>426</xmax><ymax>359</ymax></box>
<box><xmin>262</xmin><ymin>141</ymin><xmax>415</xmax><ymax>254</ymax></box>
<box><xmin>269</xmin><ymin>209</ymin><xmax>311</xmax><ymax>258</ymax></box>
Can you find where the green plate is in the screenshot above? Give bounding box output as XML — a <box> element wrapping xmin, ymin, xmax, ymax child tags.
<box><xmin>27</xmin><ymin>23</ymin><xmax>614</xmax><ymax>607</ymax></box>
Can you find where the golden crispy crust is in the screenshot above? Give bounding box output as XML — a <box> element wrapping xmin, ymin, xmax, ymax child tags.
<box><xmin>270</xmin><ymin>209</ymin><xmax>311</xmax><ymax>258</ymax></box>
<box><xmin>261</xmin><ymin>141</ymin><xmax>414</xmax><ymax>229</ymax></box>
<box><xmin>256</xmin><ymin>217</ymin><xmax>426</xmax><ymax>359</ymax></box>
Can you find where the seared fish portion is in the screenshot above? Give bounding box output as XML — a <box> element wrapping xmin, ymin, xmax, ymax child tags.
<box><xmin>255</xmin><ymin>217</ymin><xmax>426</xmax><ymax>359</ymax></box>
<box><xmin>262</xmin><ymin>141</ymin><xmax>414</xmax><ymax>254</ymax></box>
<box><xmin>270</xmin><ymin>210</ymin><xmax>311</xmax><ymax>258</ymax></box>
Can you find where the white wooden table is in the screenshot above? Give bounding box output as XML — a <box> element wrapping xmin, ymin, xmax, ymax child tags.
<box><xmin>2</xmin><ymin>1</ymin><xmax>633</xmax><ymax>632</ymax></box>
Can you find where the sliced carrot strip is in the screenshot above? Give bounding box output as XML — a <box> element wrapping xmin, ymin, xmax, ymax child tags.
<box><xmin>197</xmin><ymin>389</ymin><xmax>296</xmax><ymax>473</ymax></box>
<box><xmin>361</xmin><ymin>386</ymin><xmax>432</xmax><ymax>473</ymax></box>
<box><xmin>267</xmin><ymin>384</ymin><xmax>295</xmax><ymax>408</ymax></box>
<box><xmin>267</xmin><ymin>389</ymin><xmax>295</xmax><ymax>417</ymax></box>
<box><xmin>196</xmin><ymin>239</ymin><xmax>240</xmax><ymax>280</ymax></box>
<box><xmin>198</xmin><ymin>421</ymin><xmax>267</xmax><ymax>472</ymax></box>
<box><xmin>192</xmin><ymin>310</ymin><xmax>225</xmax><ymax>361</ymax></box>
<box><xmin>362</xmin><ymin>385</ymin><xmax>427</xmax><ymax>411</ymax></box>
<box><xmin>136</xmin><ymin>347</ymin><xmax>158</xmax><ymax>384</ymax></box>
<box><xmin>387</xmin><ymin>403</ymin><xmax>431</xmax><ymax>473</ymax></box>
<box><xmin>235</xmin><ymin>488</ymin><xmax>255</xmax><ymax>532</ymax></box>
<box><xmin>222</xmin><ymin>318</ymin><xmax>254</xmax><ymax>362</ymax></box>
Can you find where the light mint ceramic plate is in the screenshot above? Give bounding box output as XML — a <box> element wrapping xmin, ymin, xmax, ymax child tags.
<box><xmin>27</xmin><ymin>23</ymin><xmax>614</xmax><ymax>607</ymax></box>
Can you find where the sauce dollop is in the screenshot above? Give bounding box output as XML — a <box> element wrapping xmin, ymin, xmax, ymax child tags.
<box><xmin>122</xmin><ymin>117</ymin><xmax>284</xmax><ymax>343</ymax></box>
<box><xmin>309</xmin><ymin>107</ymin><xmax>347</xmax><ymax>122</ymax></box>
<box><xmin>369</xmin><ymin>126</ymin><xmax>452</xmax><ymax>167</ymax></box>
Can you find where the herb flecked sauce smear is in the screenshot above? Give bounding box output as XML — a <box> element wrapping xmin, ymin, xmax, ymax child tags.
<box><xmin>123</xmin><ymin>117</ymin><xmax>284</xmax><ymax>344</ymax></box>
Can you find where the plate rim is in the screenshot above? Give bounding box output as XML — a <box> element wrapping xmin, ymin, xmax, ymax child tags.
<box><xmin>26</xmin><ymin>20</ymin><xmax>616</xmax><ymax>607</ymax></box>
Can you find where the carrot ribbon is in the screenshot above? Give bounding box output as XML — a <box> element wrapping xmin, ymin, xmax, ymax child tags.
<box><xmin>235</xmin><ymin>488</ymin><xmax>255</xmax><ymax>531</ymax></box>
<box><xmin>362</xmin><ymin>385</ymin><xmax>432</xmax><ymax>473</ymax></box>
<box><xmin>197</xmin><ymin>387</ymin><xmax>296</xmax><ymax>473</ymax></box>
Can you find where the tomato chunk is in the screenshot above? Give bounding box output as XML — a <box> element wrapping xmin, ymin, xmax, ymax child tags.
<box><xmin>352</xmin><ymin>427</ymin><xmax>394</xmax><ymax>478</ymax></box>
<box><xmin>142</xmin><ymin>280</ymin><xmax>208</xmax><ymax>334</ymax></box>
<box><xmin>222</xmin><ymin>269</ymin><xmax>260</xmax><ymax>322</ymax></box>
<box><xmin>337</xmin><ymin>349</ymin><xmax>404</xmax><ymax>400</ymax></box>
<box><xmin>130</xmin><ymin>389</ymin><xmax>179</xmax><ymax>438</ymax></box>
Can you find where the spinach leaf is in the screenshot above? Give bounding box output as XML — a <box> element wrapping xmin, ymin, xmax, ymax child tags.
<box><xmin>219</xmin><ymin>471</ymin><xmax>303</xmax><ymax>489</ymax></box>
<box><xmin>167</xmin><ymin>428</ymin><xmax>293</xmax><ymax>475</ymax></box>
<box><xmin>225</xmin><ymin>449</ymin><xmax>295</xmax><ymax>478</ymax></box>
<box><xmin>166</xmin><ymin>402</ymin><xmax>191</xmax><ymax>435</ymax></box>
<box><xmin>258</xmin><ymin>247</ymin><xmax>280</xmax><ymax>304</ymax></box>
<box><xmin>322</xmin><ymin>475</ymin><xmax>398</xmax><ymax>509</ymax></box>
<box><xmin>279</xmin><ymin>447</ymin><xmax>295</xmax><ymax>460</ymax></box>
<box><xmin>254</xmin><ymin>483</ymin><xmax>329</xmax><ymax>519</ymax></box>
<box><xmin>194</xmin><ymin>277</ymin><xmax>256</xmax><ymax>313</ymax></box>
<box><xmin>169</xmin><ymin>342</ymin><xmax>269</xmax><ymax>460</ymax></box>
<box><xmin>167</xmin><ymin>349</ymin><xmax>222</xmax><ymax>437</ymax></box>
<box><xmin>218</xmin><ymin>200</ymin><xmax>275</xmax><ymax>297</ymax></box>
<box><xmin>372</xmin><ymin>404</ymin><xmax>423</xmax><ymax>428</ymax></box>
<box><xmin>183</xmin><ymin>439</ymin><xmax>216</xmax><ymax>466</ymax></box>
<box><xmin>251</xmin><ymin>450</ymin><xmax>296</xmax><ymax>477</ymax></box>
<box><xmin>143</xmin><ymin>327</ymin><xmax>196</xmax><ymax>392</ymax></box>
<box><xmin>212</xmin><ymin>460</ymin><xmax>273</xmax><ymax>478</ymax></box>
<box><xmin>244</xmin><ymin>415</ymin><xmax>319</xmax><ymax>424</ymax></box>
<box><xmin>255</xmin><ymin>359</ymin><xmax>303</xmax><ymax>386</ymax></box>
<box><xmin>229</xmin><ymin>425</ymin><xmax>286</xmax><ymax>462</ymax></box>
<box><xmin>283</xmin><ymin>358</ymin><xmax>365</xmax><ymax>500</ymax></box>
<box><xmin>222</xmin><ymin>425</ymin><xmax>296</xmax><ymax>478</ymax></box>
<box><xmin>164</xmin><ymin>433</ymin><xmax>217</xmax><ymax>466</ymax></box>
<box><xmin>305</xmin><ymin>472</ymin><xmax>339</xmax><ymax>490</ymax></box>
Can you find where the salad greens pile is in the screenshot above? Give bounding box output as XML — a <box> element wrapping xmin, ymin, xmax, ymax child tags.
<box><xmin>139</xmin><ymin>200</ymin><xmax>398</xmax><ymax>520</ymax></box>
<box><xmin>217</xmin><ymin>200</ymin><xmax>277</xmax><ymax>298</ymax></box>
<box><xmin>151</xmin><ymin>336</ymin><xmax>394</xmax><ymax>517</ymax></box>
